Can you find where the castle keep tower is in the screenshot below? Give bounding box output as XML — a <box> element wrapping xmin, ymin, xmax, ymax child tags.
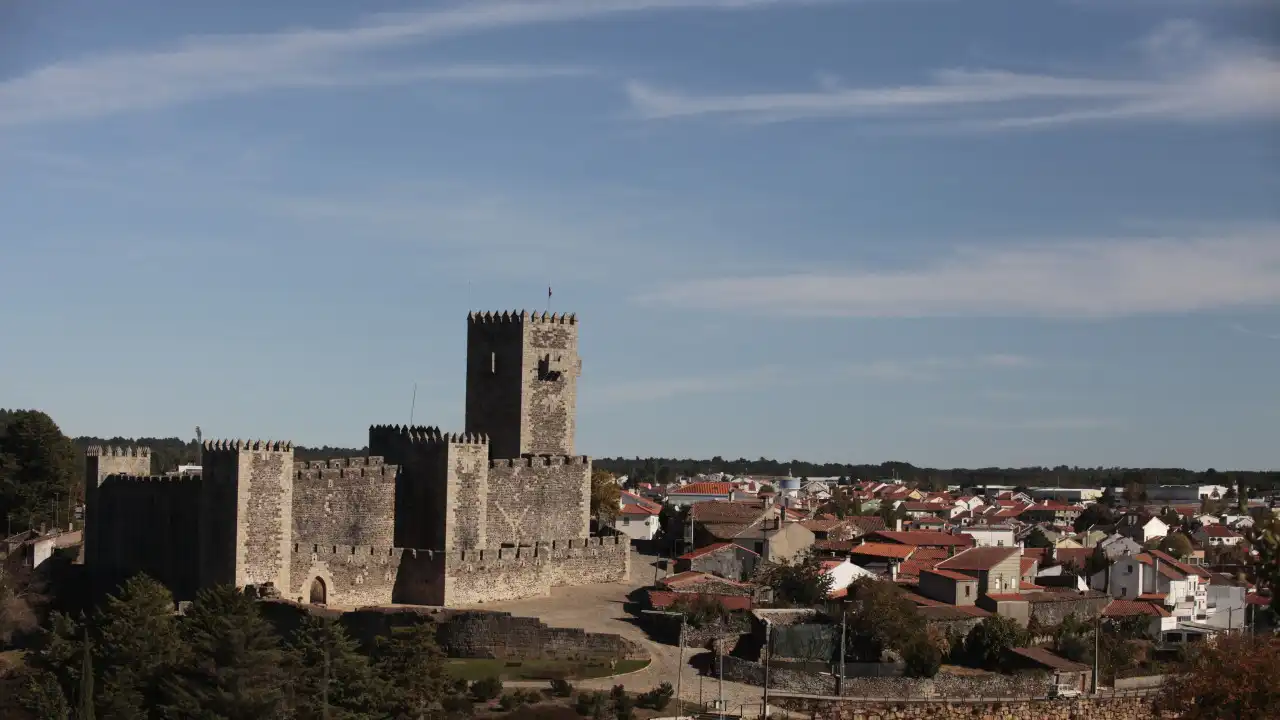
<box><xmin>199</xmin><ymin>440</ymin><xmax>295</xmax><ymax>592</ymax></box>
<box><xmin>465</xmin><ymin>311</ymin><xmax>580</xmax><ymax>459</ymax></box>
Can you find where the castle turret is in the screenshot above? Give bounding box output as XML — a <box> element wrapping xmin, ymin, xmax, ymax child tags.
<box><xmin>198</xmin><ymin>439</ymin><xmax>294</xmax><ymax>591</ymax></box>
<box><xmin>465</xmin><ymin>310</ymin><xmax>580</xmax><ymax>459</ymax></box>
<box><xmin>84</xmin><ymin>446</ymin><xmax>151</xmax><ymax>570</ymax></box>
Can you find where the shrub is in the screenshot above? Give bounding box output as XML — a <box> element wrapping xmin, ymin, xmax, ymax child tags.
<box><xmin>515</xmin><ymin>689</ymin><xmax>542</xmax><ymax>705</ymax></box>
<box><xmin>613</xmin><ymin>692</ymin><xmax>635</xmax><ymax>720</ymax></box>
<box><xmin>500</xmin><ymin>694</ymin><xmax>521</xmax><ymax>712</ymax></box>
<box><xmin>901</xmin><ymin>634</ymin><xmax>942</xmax><ymax>678</ymax></box>
<box><xmin>471</xmin><ymin>676</ymin><xmax>504</xmax><ymax>701</ymax></box>
<box><xmin>442</xmin><ymin>695</ymin><xmax>475</xmax><ymax>716</ymax></box>
<box><xmin>637</xmin><ymin>682</ymin><xmax>674</xmax><ymax>710</ymax></box>
<box><xmin>575</xmin><ymin>691</ymin><xmax>610</xmax><ymax>719</ymax></box>
<box><xmin>549</xmin><ymin>677</ymin><xmax>575</xmax><ymax>697</ymax></box>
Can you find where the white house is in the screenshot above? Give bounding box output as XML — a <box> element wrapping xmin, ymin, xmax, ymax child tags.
<box><xmin>962</xmin><ymin>525</ymin><xmax>1017</xmax><ymax>548</ymax></box>
<box><xmin>1091</xmin><ymin>552</ymin><xmax>1208</xmax><ymax>622</ymax></box>
<box><xmin>821</xmin><ymin>558</ymin><xmax>876</xmax><ymax>597</ymax></box>
<box><xmin>1195</xmin><ymin>524</ymin><xmax>1244</xmax><ymax>547</ymax></box>
<box><xmin>615</xmin><ymin>491</ymin><xmax>663</xmax><ymax>541</ymax></box>
<box><xmin>1222</xmin><ymin>515</ymin><xmax>1254</xmax><ymax>530</ymax></box>
<box><xmin>1120</xmin><ymin>515</ymin><xmax>1169</xmax><ymax>543</ymax></box>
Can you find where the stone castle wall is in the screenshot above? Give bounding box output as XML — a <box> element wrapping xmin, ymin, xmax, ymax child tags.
<box><xmin>444</xmin><ymin>441</ymin><xmax>489</xmax><ymax>551</ymax></box>
<box><xmin>486</xmin><ymin>457</ymin><xmax>590</xmax><ymax>546</ymax></box>
<box><xmin>94</xmin><ymin>473</ymin><xmax>201</xmax><ymax>599</ymax></box>
<box><xmin>288</xmin><ymin>543</ymin><xmax>404</xmax><ymax>607</ymax></box>
<box><xmin>773</xmin><ymin>693</ymin><xmax>1166</xmax><ymax>720</ymax></box>
<box><xmin>84</xmin><ymin>447</ymin><xmax>152</xmax><ymax>572</ymax></box>
<box><xmin>292</xmin><ymin>457</ymin><xmax>396</xmax><ymax>547</ymax></box>
<box><xmin>522</xmin><ymin>316</ymin><xmax>578</xmax><ymax>456</ymax></box>
<box><xmin>443</xmin><ymin>535</ymin><xmax>630</xmax><ymax>605</ymax></box>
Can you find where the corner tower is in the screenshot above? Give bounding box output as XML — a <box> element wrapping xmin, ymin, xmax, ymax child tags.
<box><xmin>465</xmin><ymin>311</ymin><xmax>580</xmax><ymax>459</ymax></box>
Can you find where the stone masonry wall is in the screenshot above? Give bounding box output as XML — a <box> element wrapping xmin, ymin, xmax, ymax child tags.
<box><xmin>464</xmin><ymin>313</ymin><xmax>529</xmax><ymax>460</ymax></box>
<box><xmin>486</xmin><ymin>458</ymin><xmax>590</xmax><ymax>545</ymax></box>
<box><xmin>522</xmin><ymin>316</ymin><xmax>578</xmax><ymax>456</ymax></box>
<box><xmin>774</xmin><ymin>694</ymin><xmax>1168</xmax><ymax>720</ymax></box>
<box><xmin>292</xmin><ymin>457</ymin><xmax>396</xmax><ymax>547</ymax></box>
<box><xmin>445</xmin><ymin>441</ymin><xmax>489</xmax><ymax>551</ymax></box>
<box><xmin>435</xmin><ymin>611</ymin><xmax>647</xmax><ymax>661</ymax></box>
<box><xmin>444</xmin><ymin>535</ymin><xmax>629</xmax><ymax>605</ymax></box>
<box><xmin>289</xmin><ymin>543</ymin><xmax>402</xmax><ymax>608</ymax></box>
<box><xmin>236</xmin><ymin>443</ymin><xmax>295</xmax><ymax>591</ymax></box>
<box><xmin>721</xmin><ymin>656</ymin><xmax>1057</xmax><ymax>699</ymax></box>
<box><xmin>84</xmin><ymin>447</ymin><xmax>151</xmax><ymax>572</ymax></box>
<box><xmin>94</xmin><ymin>473</ymin><xmax>201</xmax><ymax>600</ymax></box>
<box><xmin>1028</xmin><ymin>594</ymin><xmax>1112</xmax><ymax>627</ymax></box>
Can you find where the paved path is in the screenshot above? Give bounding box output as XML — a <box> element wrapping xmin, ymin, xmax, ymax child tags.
<box><xmin>457</xmin><ymin>553</ymin><xmax>776</xmax><ymax>716</ymax></box>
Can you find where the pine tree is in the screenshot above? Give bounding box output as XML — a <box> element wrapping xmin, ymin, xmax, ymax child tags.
<box><xmin>93</xmin><ymin>575</ymin><xmax>185</xmax><ymax>720</ymax></box>
<box><xmin>287</xmin><ymin>614</ymin><xmax>388</xmax><ymax>720</ymax></box>
<box><xmin>159</xmin><ymin>585</ymin><xmax>288</xmax><ymax>720</ymax></box>
<box><xmin>371</xmin><ymin>621</ymin><xmax>447</xmax><ymax>719</ymax></box>
<box><xmin>78</xmin><ymin>628</ymin><xmax>95</xmax><ymax>720</ymax></box>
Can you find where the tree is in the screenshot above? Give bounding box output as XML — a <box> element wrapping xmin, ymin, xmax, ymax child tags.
<box><xmin>1073</xmin><ymin>503</ymin><xmax>1115</xmax><ymax>533</ymax></box>
<box><xmin>962</xmin><ymin>616</ymin><xmax>1026</xmax><ymax>670</ymax></box>
<box><xmin>1247</xmin><ymin>516</ymin><xmax>1280</xmax><ymax>612</ymax></box>
<box><xmin>756</xmin><ymin>552</ymin><xmax>832</xmax><ymax>607</ymax></box>
<box><xmin>590</xmin><ymin>470</ymin><xmax>620</xmax><ymax>523</ymax></box>
<box><xmin>1024</xmin><ymin>527</ymin><xmax>1053</xmax><ymax>549</ymax></box>
<box><xmin>159</xmin><ymin>586</ymin><xmax>288</xmax><ymax>720</ymax></box>
<box><xmin>287</xmin><ymin>615</ymin><xmax>387</xmax><ymax>720</ymax></box>
<box><xmin>93</xmin><ymin>575</ymin><xmax>185</xmax><ymax>720</ymax></box>
<box><xmin>0</xmin><ymin>410</ymin><xmax>79</xmax><ymax>531</ymax></box>
<box><xmin>1154</xmin><ymin>634</ymin><xmax>1280</xmax><ymax>719</ymax></box>
<box><xmin>371</xmin><ymin>620</ymin><xmax>447</xmax><ymax>718</ymax></box>
<box><xmin>843</xmin><ymin>579</ymin><xmax>928</xmax><ymax>667</ymax></box>
<box><xmin>1159</xmin><ymin>507</ymin><xmax>1184</xmax><ymax>530</ymax></box>
<box><xmin>78</xmin><ymin>629</ymin><xmax>94</xmax><ymax>720</ymax></box>
<box><xmin>1122</xmin><ymin>481</ymin><xmax>1146</xmax><ymax>505</ymax></box>
<box><xmin>1158</xmin><ymin>532</ymin><xmax>1194</xmax><ymax>561</ymax></box>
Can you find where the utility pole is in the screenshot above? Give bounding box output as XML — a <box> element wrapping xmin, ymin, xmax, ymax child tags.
<box><xmin>1092</xmin><ymin>614</ymin><xmax>1100</xmax><ymax>694</ymax></box>
<box><xmin>838</xmin><ymin>611</ymin><xmax>847</xmax><ymax>697</ymax></box>
<box><xmin>718</xmin><ymin>643</ymin><xmax>725</xmax><ymax>720</ymax></box>
<box><xmin>676</xmin><ymin>613</ymin><xmax>685</xmax><ymax>717</ymax></box>
<box><xmin>761</xmin><ymin>622</ymin><xmax>771</xmax><ymax>718</ymax></box>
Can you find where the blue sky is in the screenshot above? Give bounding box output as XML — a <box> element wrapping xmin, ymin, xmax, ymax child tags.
<box><xmin>2</xmin><ymin>0</ymin><xmax>1278</xmax><ymax>469</ymax></box>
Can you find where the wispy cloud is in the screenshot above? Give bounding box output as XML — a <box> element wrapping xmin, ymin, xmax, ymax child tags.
<box><xmin>587</xmin><ymin>366</ymin><xmax>787</xmax><ymax>405</ymax></box>
<box><xmin>626</xmin><ymin>20</ymin><xmax>1280</xmax><ymax>128</ymax></box>
<box><xmin>0</xmin><ymin>0</ymin><xmax>843</xmax><ymax>127</ymax></box>
<box><xmin>1229</xmin><ymin>322</ymin><xmax>1280</xmax><ymax>341</ymax></box>
<box><xmin>844</xmin><ymin>355</ymin><xmax>1033</xmax><ymax>382</ymax></box>
<box><xmin>637</xmin><ymin>224</ymin><xmax>1280</xmax><ymax>318</ymax></box>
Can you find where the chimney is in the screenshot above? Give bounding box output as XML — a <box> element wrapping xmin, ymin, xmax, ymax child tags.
<box><xmin>1049</xmin><ymin>545</ymin><xmax>1057</xmax><ymax>563</ymax></box>
<box><xmin>1151</xmin><ymin>557</ymin><xmax>1160</xmax><ymax>594</ymax></box>
<box><xmin>890</xmin><ymin>561</ymin><xmax>899</xmax><ymax>582</ymax></box>
<box><xmin>894</xmin><ymin>517</ymin><xmax>904</xmax><ymax>532</ymax></box>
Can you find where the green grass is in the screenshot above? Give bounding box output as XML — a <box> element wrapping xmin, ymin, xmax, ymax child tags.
<box><xmin>444</xmin><ymin>658</ymin><xmax>650</xmax><ymax>682</ymax></box>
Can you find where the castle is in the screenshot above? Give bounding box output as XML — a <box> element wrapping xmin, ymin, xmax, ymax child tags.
<box><xmin>84</xmin><ymin>311</ymin><xmax>630</xmax><ymax>607</ymax></box>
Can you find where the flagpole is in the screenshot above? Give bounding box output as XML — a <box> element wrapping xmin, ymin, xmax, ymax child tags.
<box><xmin>547</xmin><ymin>286</ymin><xmax>552</xmax><ymax>314</ymax></box>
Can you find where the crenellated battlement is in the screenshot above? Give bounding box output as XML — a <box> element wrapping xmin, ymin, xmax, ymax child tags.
<box><xmin>489</xmin><ymin>454</ymin><xmax>589</xmax><ymax>469</ymax></box>
<box><xmin>86</xmin><ymin>445</ymin><xmax>151</xmax><ymax>458</ymax></box>
<box><xmin>201</xmin><ymin>439</ymin><xmax>294</xmax><ymax>452</ymax></box>
<box><xmin>368</xmin><ymin>424</ymin><xmax>487</xmax><ymax>446</ymax></box>
<box><xmin>294</xmin><ymin>463</ymin><xmax>397</xmax><ymax>483</ymax></box>
<box><xmin>294</xmin><ymin>542</ymin><xmax>404</xmax><ymax>560</ymax></box>
<box><xmin>296</xmin><ymin>456</ymin><xmax>386</xmax><ymax>470</ymax></box>
<box><xmin>101</xmin><ymin>473</ymin><xmax>200</xmax><ymax>485</ymax></box>
<box><xmin>468</xmin><ymin>310</ymin><xmax>577</xmax><ymax>325</ymax></box>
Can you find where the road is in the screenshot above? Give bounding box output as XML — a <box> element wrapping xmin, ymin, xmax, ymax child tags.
<box><xmin>458</xmin><ymin>552</ymin><xmax>776</xmax><ymax>716</ymax></box>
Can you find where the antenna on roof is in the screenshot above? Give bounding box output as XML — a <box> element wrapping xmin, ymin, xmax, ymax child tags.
<box><xmin>409</xmin><ymin>383</ymin><xmax>417</xmax><ymax>426</ymax></box>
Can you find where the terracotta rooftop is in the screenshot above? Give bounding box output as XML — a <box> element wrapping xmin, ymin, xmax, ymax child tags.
<box><xmin>690</xmin><ymin>500</ymin><xmax>769</xmax><ymax>523</ymax></box>
<box><xmin>801</xmin><ymin>519</ymin><xmax>849</xmax><ymax>533</ymax></box>
<box><xmin>1020</xmin><ymin>557</ymin><xmax>1038</xmax><ymax>575</ymax></box>
<box><xmin>1201</xmin><ymin>525</ymin><xmax>1242</xmax><ymax>538</ymax></box>
<box><xmin>672</xmin><ymin>482</ymin><xmax>734</xmax><ymax>495</ymax></box>
<box><xmin>1103</xmin><ymin>599</ymin><xmax>1171</xmax><ymax>618</ymax></box>
<box><xmin>648</xmin><ymin>590</ymin><xmax>753</xmax><ymax>611</ymax></box>
<box><xmin>936</xmin><ymin>546</ymin><xmax>1021</xmax><ymax>572</ymax></box>
<box><xmin>678</xmin><ymin>542</ymin><xmax>758</xmax><ymax>561</ymax></box>
<box><xmin>866</xmin><ymin>530</ymin><xmax>975</xmax><ymax>548</ymax></box>
<box><xmin>848</xmin><ymin>542</ymin><xmax>916</xmax><ymax>560</ymax></box>
<box><xmin>846</xmin><ymin>516</ymin><xmax>887</xmax><ymax>533</ymax></box>
<box><xmin>620</xmin><ymin>504</ymin><xmax>660</xmax><ymax>516</ymax></box>
<box><xmin>919</xmin><ymin>605</ymin><xmax>992</xmax><ymax>621</ymax></box>
<box><xmin>985</xmin><ymin>593</ymin><xmax>1028</xmax><ymax>602</ymax></box>
<box><xmin>922</xmin><ymin>568</ymin><xmax>975</xmax><ymax>582</ymax></box>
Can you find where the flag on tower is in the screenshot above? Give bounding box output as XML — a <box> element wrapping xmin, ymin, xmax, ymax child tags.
<box><xmin>548</xmin><ymin>286</ymin><xmax>553</xmax><ymax>299</ymax></box>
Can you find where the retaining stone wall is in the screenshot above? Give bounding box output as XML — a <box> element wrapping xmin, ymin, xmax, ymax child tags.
<box><xmin>773</xmin><ymin>693</ymin><xmax>1169</xmax><ymax>720</ymax></box>
<box><xmin>721</xmin><ymin>656</ymin><xmax>1058</xmax><ymax>699</ymax></box>
<box><xmin>444</xmin><ymin>536</ymin><xmax>629</xmax><ymax>605</ymax></box>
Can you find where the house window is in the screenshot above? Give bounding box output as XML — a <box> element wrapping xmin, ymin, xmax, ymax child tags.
<box><xmin>622</xmin><ymin>517</ymin><xmax>630</xmax><ymax>525</ymax></box>
<box><xmin>997</xmin><ymin>540</ymin><xmax>1004</xmax><ymax>546</ymax></box>
<box><xmin>1121</xmin><ymin>587</ymin><xmax>1127</xmax><ymax>597</ymax></box>
<box><xmin>964</xmin><ymin>586</ymin><xmax>971</xmax><ymax>598</ymax></box>
<box><xmin>1126</xmin><ymin>564</ymin><xmax>1133</xmax><ymax>574</ymax></box>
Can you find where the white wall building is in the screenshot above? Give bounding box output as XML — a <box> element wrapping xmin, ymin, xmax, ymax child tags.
<box><xmin>962</xmin><ymin>525</ymin><xmax>1017</xmax><ymax>548</ymax></box>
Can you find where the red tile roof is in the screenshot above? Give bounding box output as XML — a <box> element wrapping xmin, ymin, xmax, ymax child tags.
<box><xmin>922</xmin><ymin>568</ymin><xmax>976</xmax><ymax>582</ymax></box>
<box><xmin>866</xmin><ymin>531</ymin><xmax>975</xmax><ymax>548</ymax></box>
<box><xmin>985</xmin><ymin>593</ymin><xmax>1027</xmax><ymax>602</ymax></box>
<box><xmin>620</xmin><ymin>504</ymin><xmax>660</xmax><ymax>516</ymax></box>
<box><xmin>1020</xmin><ymin>557</ymin><xmax>1038</xmax><ymax>575</ymax></box>
<box><xmin>849</xmin><ymin>542</ymin><xmax>916</xmax><ymax>560</ymax></box>
<box><xmin>1103</xmin><ymin>600</ymin><xmax>1171</xmax><ymax>618</ymax></box>
<box><xmin>1054</xmin><ymin>548</ymin><xmax>1095</xmax><ymax>569</ymax></box>
<box><xmin>846</xmin><ymin>516</ymin><xmax>887</xmax><ymax>533</ymax></box>
<box><xmin>1201</xmin><ymin>525</ymin><xmax>1242</xmax><ymax>538</ymax></box>
<box><xmin>678</xmin><ymin>542</ymin><xmax>759</xmax><ymax>561</ymax></box>
<box><xmin>648</xmin><ymin>590</ymin><xmax>754</xmax><ymax>611</ymax></box>
<box><xmin>936</xmin><ymin>546</ymin><xmax>1021</xmax><ymax>572</ymax></box>
<box><xmin>671</xmin><ymin>482</ymin><xmax>733</xmax><ymax>495</ymax></box>
<box><xmin>1020</xmin><ymin>581</ymin><xmax>1044</xmax><ymax>590</ymax></box>
<box><xmin>801</xmin><ymin>519</ymin><xmax>849</xmax><ymax>533</ymax></box>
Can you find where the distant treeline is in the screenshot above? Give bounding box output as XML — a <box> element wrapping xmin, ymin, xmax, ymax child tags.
<box><xmin>592</xmin><ymin>456</ymin><xmax>1280</xmax><ymax>491</ymax></box>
